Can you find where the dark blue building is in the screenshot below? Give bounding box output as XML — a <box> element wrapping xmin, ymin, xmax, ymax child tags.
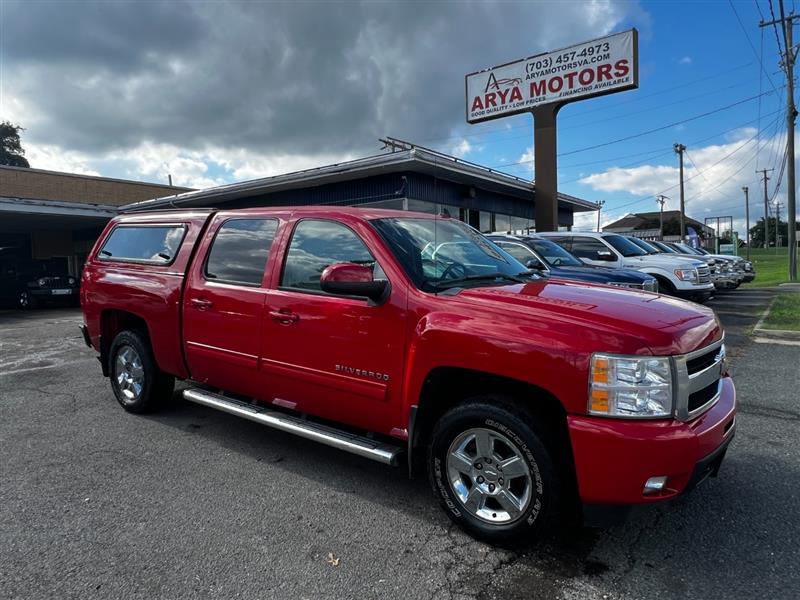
<box><xmin>125</xmin><ymin>146</ymin><xmax>598</xmax><ymax>232</ymax></box>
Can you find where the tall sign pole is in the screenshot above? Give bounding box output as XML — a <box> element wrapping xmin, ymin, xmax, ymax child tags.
<box><xmin>466</xmin><ymin>29</ymin><xmax>638</xmax><ymax>232</ymax></box>
<box><xmin>533</xmin><ymin>104</ymin><xmax>563</xmax><ymax>231</ymax></box>
<box><xmin>760</xmin><ymin>6</ymin><xmax>797</xmax><ymax>278</ymax></box>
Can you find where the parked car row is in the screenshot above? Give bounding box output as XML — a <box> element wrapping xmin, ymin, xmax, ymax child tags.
<box><xmin>488</xmin><ymin>231</ymin><xmax>755</xmax><ymax>303</ymax></box>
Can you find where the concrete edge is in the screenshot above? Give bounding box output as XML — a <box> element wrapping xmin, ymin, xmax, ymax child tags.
<box><xmin>752</xmin><ymin>292</ymin><xmax>800</xmax><ymax>341</ymax></box>
<box><xmin>752</xmin><ymin>327</ymin><xmax>800</xmax><ymax>341</ymax></box>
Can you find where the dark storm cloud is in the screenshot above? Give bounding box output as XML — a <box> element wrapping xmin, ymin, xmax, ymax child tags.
<box><xmin>4</xmin><ymin>0</ymin><xmax>632</xmax><ymax>157</ymax></box>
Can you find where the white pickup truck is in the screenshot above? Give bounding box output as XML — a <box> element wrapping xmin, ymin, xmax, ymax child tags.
<box><xmin>537</xmin><ymin>232</ymin><xmax>714</xmax><ymax>302</ymax></box>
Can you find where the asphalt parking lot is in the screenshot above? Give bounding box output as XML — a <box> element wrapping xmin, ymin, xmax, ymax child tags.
<box><xmin>1</xmin><ymin>290</ymin><xmax>798</xmax><ymax>600</ymax></box>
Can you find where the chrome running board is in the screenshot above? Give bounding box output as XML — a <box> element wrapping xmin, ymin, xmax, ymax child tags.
<box><xmin>182</xmin><ymin>388</ymin><xmax>402</xmax><ymax>466</ymax></box>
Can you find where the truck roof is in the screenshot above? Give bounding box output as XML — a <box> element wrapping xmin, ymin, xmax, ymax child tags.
<box><xmin>117</xmin><ymin>205</ymin><xmax>447</xmax><ymax>222</ymax></box>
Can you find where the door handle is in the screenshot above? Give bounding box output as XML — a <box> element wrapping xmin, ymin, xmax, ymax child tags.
<box><xmin>190</xmin><ymin>298</ymin><xmax>214</xmax><ymax>311</ymax></box>
<box><xmin>269</xmin><ymin>309</ymin><xmax>300</xmax><ymax>324</ymax></box>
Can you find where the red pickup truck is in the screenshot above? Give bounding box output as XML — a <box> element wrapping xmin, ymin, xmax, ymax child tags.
<box><xmin>80</xmin><ymin>206</ymin><xmax>736</xmax><ymax>543</ymax></box>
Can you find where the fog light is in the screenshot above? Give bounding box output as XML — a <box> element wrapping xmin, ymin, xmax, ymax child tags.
<box><xmin>643</xmin><ymin>476</ymin><xmax>668</xmax><ymax>495</ymax></box>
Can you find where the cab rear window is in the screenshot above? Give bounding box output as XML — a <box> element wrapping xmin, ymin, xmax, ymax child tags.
<box><xmin>98</xmin><ymin>225</ymin><xmax>186</xmax><ymax>264</ymax></box>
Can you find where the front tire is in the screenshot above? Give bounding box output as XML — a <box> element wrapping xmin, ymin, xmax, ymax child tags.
<box><xmin>428</xmin><ymin>397</ymin><xmax>559</xmax><ymax>544</ymax></box>
<box><xmin>108</xmin><ymin>330</ymin><xmax>174</xmax><ymax>414</ymax></box>
<box><xmin>18</xmin><ymin>290</ymin><xmax>37</xmax><ymax>310</ymax></box>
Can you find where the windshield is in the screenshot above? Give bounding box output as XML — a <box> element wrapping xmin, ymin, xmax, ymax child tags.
<box><xmin>674</xmin><ymin>242</ymin><xmax>702</xmax><ymax>255</ymax></box>
<box><xmin>529</xmin><ymin>239</ymin><xmax>583</xmax><ymax>267</ymax></box>
<box><xmin>604</xmin><ymin>234</ymin><xmax>648</xmax><ymax>257</ymax></box>
<box><xmin>650</xmin><ymin>240</ymin><xmax>676</xmax><ymax>253</ymax></box>
<box><xmin>370</xmin><ymin>217</ymin><xmax>530</xmax><ymax>291</ymax></box>
<box><xmin>626</xmin><ymin>237</ymin><xmax>661</xmax><ymax>254</ymax></box>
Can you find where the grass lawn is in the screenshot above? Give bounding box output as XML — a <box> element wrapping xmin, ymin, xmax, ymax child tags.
<box><xmin>761</xmin><ymin>293</ymin><xmax>800</xmax><ymax>331</ymax></box>
<box><xmin>741</xmin><ymin>247</ymin><xmax>792</xmax><ymax>288</ymax></box>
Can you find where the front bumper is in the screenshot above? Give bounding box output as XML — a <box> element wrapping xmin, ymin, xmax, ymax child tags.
<box><xmin>568</xmin><ymin>375</ymin><xmax>736</xmax><ymax>506</ymax></box>
<box><xmin>713</xmin><ymin>275</ymin><xmax>738</xmax><ymax>289</ymax></box>
<box><xmin>742</xmin><ymin>272</ymin><xmax>756</xmax><ymax>282</ymax></box>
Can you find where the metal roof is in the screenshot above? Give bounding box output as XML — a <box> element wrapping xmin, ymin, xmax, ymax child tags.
<box><xmin>121</xmin><ymin>147</ymin><xmax>599</xmax><ymax>213</ymax></box>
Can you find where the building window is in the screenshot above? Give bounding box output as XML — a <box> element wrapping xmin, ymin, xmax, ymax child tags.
<box><xmin>510</xmin><ymin>217</ymin><xmax>533</xmax><ymax>234</ymax></box>
<box><xmin>494</xmin><ymin>214</ymin><xmax>511</xmax><ymax>233</ymax></box>
<box><xmin>479</xmin><ymin>212</ymin><xmax>492</xmax><ymax>233</ymax></box>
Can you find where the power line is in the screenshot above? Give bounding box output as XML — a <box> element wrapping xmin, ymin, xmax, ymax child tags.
<box><xmin>493</xmin><ymin>107</ymin><xmax>784</xmax><ymax>180</ymax></box>
<box><xmin>730</xmin><ymin>0</ymin><xmax>781</xmax><ymax>93</ymax></box>
<box><xmin>596</xmin><ymin>115</ymin><xmax>784</xmax><ymax>222</ymax></box>
<box><xmin>768</xmin><ymin>0</ymin><xmax>787</xmax><ymax>53</ymax></box>
<box><xmin>558</xmin><ymin>90</ymin><xmax>780</xmax><ymax>158</ymax></box>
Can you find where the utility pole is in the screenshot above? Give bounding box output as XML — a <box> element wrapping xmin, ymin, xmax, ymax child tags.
<box><xmin>656</xmin><ymin>195</ymin><xmax>669</xmax><ymax>239</ymax></box>
<box><xmin>775</xmin><ymin>200</ymin><xmax>784</xmax><ymax>248</ymax></box>
<box><xmin>760</xmin><ymin>3</ymin><xmax>797</xmax><ymax>278</ymax></box>
<box><xmin>596</xmin><ymin>200</ymin><xmax>605</xmax><ymax>232</ymax></box>
<box><xmin>757</xmin><ymin>168</ymin><xmax>774</xmax><ymax>248</ymax></box>
<box><xmin>743</xmin><ymin>186</ymin><xmax>751</xmax><ymax>260</ymax></box>
<box><xmin>673</xmin><ymin>143</ymin><xmax>686</xmax><ymax>241</ymax></box>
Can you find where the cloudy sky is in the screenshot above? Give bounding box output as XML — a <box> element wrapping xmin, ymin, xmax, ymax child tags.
<box><xmin>0</xmin><ymin>0</ymin><xmax>794</xmax><ymax>234</ymax></box>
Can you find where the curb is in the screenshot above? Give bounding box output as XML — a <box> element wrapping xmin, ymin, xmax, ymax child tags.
<box><xmin>752</xmin><ymin>293</ymin><xmax>800</xmax><ymax>341</ymax></box>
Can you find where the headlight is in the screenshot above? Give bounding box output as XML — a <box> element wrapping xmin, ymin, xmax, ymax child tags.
<box><xmin>674</xmin><ymin>268</ymin><xmax>698</xmax><ymax>282</ymax></box>
<box><xmin>589</xmin><ymin>354</ymin><xmax>673</xmax><ymax>418</ymax></box>
<box><xmin>68</xmin><ymin>277</ymin><xmax>76</xmax><ymax>285</ymax></box>
<box><xmin>37</xmin><ymin>278</ymin><xmax>47</xmax><ymax>287</ymax></box>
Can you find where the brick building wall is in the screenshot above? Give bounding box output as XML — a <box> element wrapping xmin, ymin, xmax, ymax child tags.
<box><xmin>0</xmin><ymin>165</ymin><xmax>192</xmax><ymax>206</ymax></box>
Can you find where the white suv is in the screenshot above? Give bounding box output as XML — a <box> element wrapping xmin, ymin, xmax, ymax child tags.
<box><xmin>537</xmin><ymin>232</ymin><xmax>714</xmax><ymax>302</ymax></box>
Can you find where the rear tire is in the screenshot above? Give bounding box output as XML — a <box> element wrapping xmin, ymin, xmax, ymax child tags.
<box><xmin>428</xmin><ymin>396</ymin><xmax>559</xmax><ymax>545</ymax></box>
<box><xmin>108</xmin><ymin>330</ymin><xmax>174</xmax><ymax>414</ymax></box>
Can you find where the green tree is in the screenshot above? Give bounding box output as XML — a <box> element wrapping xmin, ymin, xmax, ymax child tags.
<box><xmin>0</xmin><ymin>121</ymin><xmax>30</xmax><ymax>168</ymax></box>
<box><xmin>749</xmin><ymin>217</ymin><xmax>791</xmax><ymax>247</ymax></box>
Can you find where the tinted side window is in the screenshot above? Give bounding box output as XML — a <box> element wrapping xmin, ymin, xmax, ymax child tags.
<box><xmin>570</xmin><ymin>238</ymin><xmax>609</xmax><ymax>260</ymax></box>
<box><xmin>205</xmin><ymin>218</ymin><xmax>278</xmax><ymax>286</ymax></box>
<box><xmin>281</xmin><ymin>220</ymin><xmax>375</xmax><ymax>292</ymax></box>
<box><xmin>99</xmin><ymin>225</ymin><xmax>186</xmax><ymax>264</ymax></box>
<box><xmin>497</xmin><ymin>242</ymin><xmax>535</xmax><ymax>263</ymax></box>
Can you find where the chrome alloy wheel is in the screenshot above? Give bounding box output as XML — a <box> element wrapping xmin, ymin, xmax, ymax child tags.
<box><xmin>114</xmin><ymin>345</ymin><xmax>145</xmax><ymax>402</ymax></box>
<box><xmin>446</xmin><ymin>427</ymin><xmax>532</xmax><ymax>524</ymax></box>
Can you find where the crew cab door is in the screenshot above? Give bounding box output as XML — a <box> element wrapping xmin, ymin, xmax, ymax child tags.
<box><xmin>183</xmin><ymin>216</ymin><xmax>280</xmax><ymax>398</ymax></box>
<box><xmin>260</xmin><ymin>218</ymin><xmax>406</xmax><ymax>435</ymax></box>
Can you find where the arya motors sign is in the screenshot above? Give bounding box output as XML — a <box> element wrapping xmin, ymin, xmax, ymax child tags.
<box><xmin>466</xmin><ymin>29</ymin><xmax>638</xmax><ymax>123</ymax></box>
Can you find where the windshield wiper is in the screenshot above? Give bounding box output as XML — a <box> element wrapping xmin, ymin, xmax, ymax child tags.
<box><xmin>429</xmin><ymin>272</ymin><xmax>530</xmax><ymax>290</ymax></box>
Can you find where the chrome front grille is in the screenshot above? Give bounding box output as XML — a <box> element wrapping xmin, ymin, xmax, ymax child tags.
<box><xmin>696</xmin><ymin>265</ymin><xmax>711</xmax><ymax>284</ymax></box>
<box><xmin>673</xmin><ymin>337</ymin><xmax>725</xmax><ymax>421</ymax></box>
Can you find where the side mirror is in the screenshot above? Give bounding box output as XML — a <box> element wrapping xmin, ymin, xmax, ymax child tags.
<box><xmin>320</xmin><ymin>263</ymin><xmax>388</xmax><ymax>303</ymax></box>
<box><xmin>526</xmin><ymin>259</ymin><xmax>545</xmax><ymax>270</ymax></box>
<box><xmin>596</xmin><ymin>250</ymin><xmax>616</xmax><ymax>262</ymax></box>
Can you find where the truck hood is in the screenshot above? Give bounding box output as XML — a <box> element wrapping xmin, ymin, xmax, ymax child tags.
<box><xmin>454</xmin><ymin>279</ymin><xmax>720</xmax><ymax>356</ymax></box>
<box><xmin>620</xmin><ymin>254</ymin><xmax>704</xmax><ymax>269</ymax></box>
<box><xmin>550</xmin><ymin>265</ymin><xmax>652</xmax><ymax>284</ymax></box>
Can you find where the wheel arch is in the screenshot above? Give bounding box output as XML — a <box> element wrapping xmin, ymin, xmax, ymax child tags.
<box><xmin>99</xmin><ymin>309</ymin><xmax>152</xmax><ymax>376</ymax></box>
<box><xmin>409</xmin><ymin>367</ymin><xmax>577</xmax><ymax>502</ymax></box>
